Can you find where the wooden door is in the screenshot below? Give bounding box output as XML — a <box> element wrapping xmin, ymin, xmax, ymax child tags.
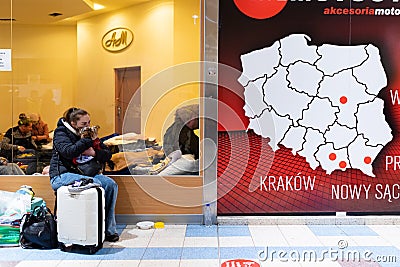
<box><xmin>114</xmin><ymin>66</ymin><xmax>141</xmax><ymax>134</ymax></box>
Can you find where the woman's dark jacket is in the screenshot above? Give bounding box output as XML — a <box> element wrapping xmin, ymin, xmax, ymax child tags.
<box><xmin>49</xmin><ymin>118</ymin><xmax>112</xmax><ymax>179</ymax></box>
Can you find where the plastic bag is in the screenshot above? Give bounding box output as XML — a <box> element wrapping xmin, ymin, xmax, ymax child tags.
<box><xmin>0</xmin><ymin>190</ymin><xmax>31</xmax><ymax>224</ymax></box>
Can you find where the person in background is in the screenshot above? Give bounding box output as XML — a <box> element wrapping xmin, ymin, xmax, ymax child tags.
<box><xmin>0</xmin><ymin>113</ymin><xmax>37</xmax><ymax>161</ymax></box>
<box><xmin>0</xmin><ymin>157</ymin><xmax>25</xmax><ymax>175</ymax></box>
<box><xmin>149</xmin><ymin>104</ymin><xmax>199</xmax><ymax>175</ymax></box>
<box><xmin>29</xmin><ymin>113</ymin><xmax>50</xmax><ymax>145</ymax></box>
<box><xmin>49</xmin><ymin>107</ymin><xmax>119</xmax><ymax>242</ymax></box>
<box><xmin>163</xmin><ymin>104</ymin><xmax>199</xmax><ymax>159</ymax></box>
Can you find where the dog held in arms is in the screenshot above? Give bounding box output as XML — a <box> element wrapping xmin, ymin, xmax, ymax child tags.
<box><xmin>79</xmin><ymin>125</ymin><xmax>115</xmax><ymax>172</ymax></box>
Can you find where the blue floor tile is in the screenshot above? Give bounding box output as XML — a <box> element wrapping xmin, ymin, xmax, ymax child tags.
<box><xmin>62</xmin><ymin>251</ymin><xmax>106</xmax><ymax>261</ymax></box>
<box><xmin>4</xmin><ymin>223</ymin><xmax>400</xmax><ymax>264</ymax></box>
<box><xmin>307</xmin><ymin>225</ymin><xmax>347</xmax><ymax>236</ymax></box>
<box><xmin>218</xmin><ymin>225</ymin><xmax>251</xmax><ymax>237</ymax></box>
<box><xmin>220</xmin><ymin>247</ymin><xmax>257</xmax><ymax>259</ymax></box>
<box><xmin>27</xmin><ymin>249</ymin><xmax>68</xmax><ymax>260</ymax></box>
<box><xmin>308</xmin><ymin>225</ymin><xmax>379</xmax><ymax>237</ymax></box>
<box><xmin>142</xmin><ymin>247</ymin><xmax>183</xmax><ymax>260</ymax></box>
<box><xmin>182</xmin><ymin>247</ymin><xmax>219</xmax><ymax>259</ymax></box>
<box><xmin>100</xmin><ymin>248</ymin><xmax>146</xmax><ymax>260</ymax></box>
<box><xmin>0</xmin><ymin>247</ymin><xmax>34</xmax><ymax>261</ymax></box>
<box><xmin>338</xmin><ymin>225</ymin><xmax>379</xmax><ymax>236</ymax></box>
<box><xmin>185</xmin><ymin>225</ymin><xmax>218</xmax><ymax>237</ymax></box>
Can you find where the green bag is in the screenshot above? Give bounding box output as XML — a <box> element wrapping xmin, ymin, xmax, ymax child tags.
<box><xmin>0</xmin><ymin>224</ymin><xmax>20</xmax><ymax>246</ymax></box>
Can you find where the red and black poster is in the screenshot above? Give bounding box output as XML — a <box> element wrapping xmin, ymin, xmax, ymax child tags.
<box><xmin>217</xmin><ymin>0</ymin><xmax>400</xmax><ymax>214</ymax></box>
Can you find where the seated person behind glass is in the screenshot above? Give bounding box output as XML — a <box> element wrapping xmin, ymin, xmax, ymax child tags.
<box><xmin>29</xmin><ymin>113</ymin><xmax>50</xmax><ymax>145</ymax></box>
<box><xmin>0</xmin><ymin>113</ymin><xmax>37</xmax><ymax>161</ymax></box>
<box><xmin>149</xmin><ymin>104</ymin><xmax>199</xmax><ymax>175</ymax></box>
<box><xmin>0</xmin><ymin>156</ymin><xmax>25</xmax><ymax>175</ymax></box>
<box><xmin>163</xmin><ymin>104</ymin><xmax>199</xmax><ymax>159</ymax></box>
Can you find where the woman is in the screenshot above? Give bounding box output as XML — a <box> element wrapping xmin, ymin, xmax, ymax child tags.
<box><xmin>49</xmin><ymin>107</ymin><xmax>119</xmax><ymax>242</ymax></box>
<box><xmin>0</xmin><ymin>113</ymin><xmax>37</xmax><ymax>161</ymax></box>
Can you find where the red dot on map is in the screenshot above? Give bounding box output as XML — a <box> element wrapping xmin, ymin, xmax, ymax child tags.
<box><xmin>339</xmin><ymin>161</ymin><xmax>347</xmax><ymax>168</ymax></box>
<box><xmin>364</xmin><ymin>156</ymin><xmax>372</xmax><ymax>164</ymax></box>
<box><xmin>340</xmin><ymin>96</ymin><xmax>347</xmax><ymax>104</ymax></box>
<box><xmin>329</xmin><ymin>153</ymin><xmax>336</xmax><ymax>161</ymax></box>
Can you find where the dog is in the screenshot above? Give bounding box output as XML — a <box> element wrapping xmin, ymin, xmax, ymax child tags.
<box><xmin>79</xmin><ymin>125</ymin><xmax>100</xmax><ymax>139</ymax></box>
<box><xmin>78</xmin><ymin>125</ymin><xmax>115</xmax><ymax>171</ymax></box>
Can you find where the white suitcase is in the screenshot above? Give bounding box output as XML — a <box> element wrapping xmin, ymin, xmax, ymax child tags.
<box><xmin>57</xmin><ymin>186</ymin><xmax>105</xmax><ymax>253</ymax></box>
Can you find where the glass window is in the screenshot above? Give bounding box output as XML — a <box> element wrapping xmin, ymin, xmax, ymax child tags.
<box><xmin>0</xmin><ymin>0</ymin><xmax>201</xmax><ymax>176</ymax></box>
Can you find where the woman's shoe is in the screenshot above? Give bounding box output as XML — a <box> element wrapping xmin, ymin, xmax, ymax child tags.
<box><xmin>105</xmin><ymin>233</ymin><xmax>119</xmax><ymax>242</ymax></box>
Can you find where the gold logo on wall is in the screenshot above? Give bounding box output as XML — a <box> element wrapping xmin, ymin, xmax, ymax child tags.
<box><xmin>102</xmin><ymin>27</ymin><xmax>134</xmax><ymax>52</ymax></box>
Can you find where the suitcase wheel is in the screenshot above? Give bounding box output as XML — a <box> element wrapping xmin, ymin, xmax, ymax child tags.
<box><xmin>89</xmin><ymin>247</ymin><xmax>97</xmax><ymax>254</ymax></box>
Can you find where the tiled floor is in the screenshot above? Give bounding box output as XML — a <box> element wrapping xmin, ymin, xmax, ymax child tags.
<box><xmin>1</xmin><ymin>224</ymin><xmax>400</xmax><ymax>266</ymax></box>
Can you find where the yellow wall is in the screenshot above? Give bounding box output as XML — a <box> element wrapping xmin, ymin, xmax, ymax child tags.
<box><xmin>145</xmin><ymin>0</ymin><xmax>201</xmax><ymax>141</ymax></box>
<box><xmin>77</xmin><ymin>0</ymin><xmax>200</xmax><ymax>140</ymax></box>
<box><xmin>0</xmin><ymin>25</ymin><xmax>77</xmax><ymax>132</ymax></box>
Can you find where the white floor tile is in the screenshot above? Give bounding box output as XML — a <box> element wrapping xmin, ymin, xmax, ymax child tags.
<box><xmin>147</xmin><ymin>237</ymin><xmax>184</xmax><ymax>247</ymax></box>
<box><xmin>221</xmin><ymin>258</ymin><xmax>261</xmax><ymax>267</ymax></box>
<box><xmin>15</xmin><ymin>261</ymin><xmax>61</xmax><ymax>267</ymax></box>
<box><xmin>98</xmin><ymin>260</ymin><xmax>140</xmax><ymax>267</ymax></box>
<box><xmin>315</xmin><ymin>236</ymin><xmax>358</xmax><ymax>248</ymax></box>
<box><xmin>103</xmin><ymin>242</ymin><xmax>114</xmax><ymax>248</ymax></box>
<box><xmin>112</xmin><ymin>228</ymin><xmax>153</xmax><ymax>247</ymax></box>
<box><xmin>367</xmin><ymin>225</ymin><xmax>400</xmax><ymax>246</ymax></box>
<box><xmin>350</xmin><ymin>236</ymin><xmax>392</xmax><ymax>246</ymax></box>
<box><xmin>219</xmin><ymin>236</ymin><xmax>255</xmax><ymax>247</ymax></box>
<box><xmin>278</xmin><ymin>225</ymin><xmax>323</xmax><ymax>247</ymax></box>
<box><xmin>112</xmin><ymin>237</ymin><xmax>152</xmax><ymax>248</ymax></box>
<box><xmin>180</xmin><ymin>259</ymin><xmax>220</xmax><ymax>267</ymax></box>
<box><xmin>300</xmin><ymin>261</ymin><xmax>342</xmax><ymax>267</ymax></box>
<box><xmin>183</xmin><ymin>237</ymin><xmax>219</xmax><ymax>247</ymax></box>
<box><xmin>57</xmin><ymin>260</ymin><xmax>101</xmax><ymax>267</ymax></box>
<box><xmin>151</xmin><ymin>225</ymin><xmax>186</xmax><ymax>239</ymax></box>
<box><xmin>138</xmin><ymin>260</ymin><xmax>180</xmax><ymax>267</ymax></box>
<box><xmin>9</xmin><ymin>223</ymin><xmax>400</xmax><ymax>265</ymax></box>
<box><xmin>249</xmin><ymin>225</ymin><xmax>290</xmax><ymax>246</ymax></box>
<box><xmin>125</xmin><ymin>228</ymin><xmax>155</xmax><ymax>237</ymax></box>
<box><xmin>259</xmin><ymin>259</ymin><xmax>302</xmax><ymax>267</ymax></box>
<box><xmin>368</xmin><ymin>225</ymin><xmax>400</xmax><ymax>233</ymax></box>
<box><xmin>164</xmin><ymin>224</ymin><xmax>187</xmax><ymax>229</ymax></box>
<box><xmin>123</xmin><ymin>224</ymin><xmax>138</xmax><ymax>229</ymax></box>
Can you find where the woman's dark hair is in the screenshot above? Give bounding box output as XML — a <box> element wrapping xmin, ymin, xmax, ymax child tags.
<box><xmin>63</xmin><ymin>107</ymin><xmax>89</xmax><ymax>124</ymax></box>
<box><xmin>17</xmin><ymin>113</ymin><xmax>31</xmax><ymax>126</ymax></box>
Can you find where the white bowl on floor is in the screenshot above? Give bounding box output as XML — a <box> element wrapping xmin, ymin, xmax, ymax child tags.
<box><xmin>136</xmin><ymin>221</ymin><xmax>154</xmax><ymax>230</ymax></box>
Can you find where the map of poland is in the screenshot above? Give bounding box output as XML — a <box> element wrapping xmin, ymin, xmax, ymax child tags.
<box><xmin>239</xmin><ymin>34</ymin><xmax>392</xmax><ymax>177</ymax></box>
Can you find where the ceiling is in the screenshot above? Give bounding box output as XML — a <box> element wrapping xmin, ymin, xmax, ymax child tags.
<box><xmin>0</xmin><ymin>0</ymin><xmax>151</xmax><ymax>25</ymax></box>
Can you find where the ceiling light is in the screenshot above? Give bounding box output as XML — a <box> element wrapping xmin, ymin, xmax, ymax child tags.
<box><xmin>93</xmin><ymin>3</ymin><xmax>105</xmax><ymax>10</ymax></box>
<box><xmin>0</xmin><ymin>18</ymin><xmax>16</xmax><ymax>22</ymax></box>
<box><xmin>192</xmin><ymin>14</ymin><xmax>199</xmax><ymax>24</ymax></box>
<box><xmin>49</xmin><ymin>12</ymin><xmax>63</xmax><ymax>17</ymax></box>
